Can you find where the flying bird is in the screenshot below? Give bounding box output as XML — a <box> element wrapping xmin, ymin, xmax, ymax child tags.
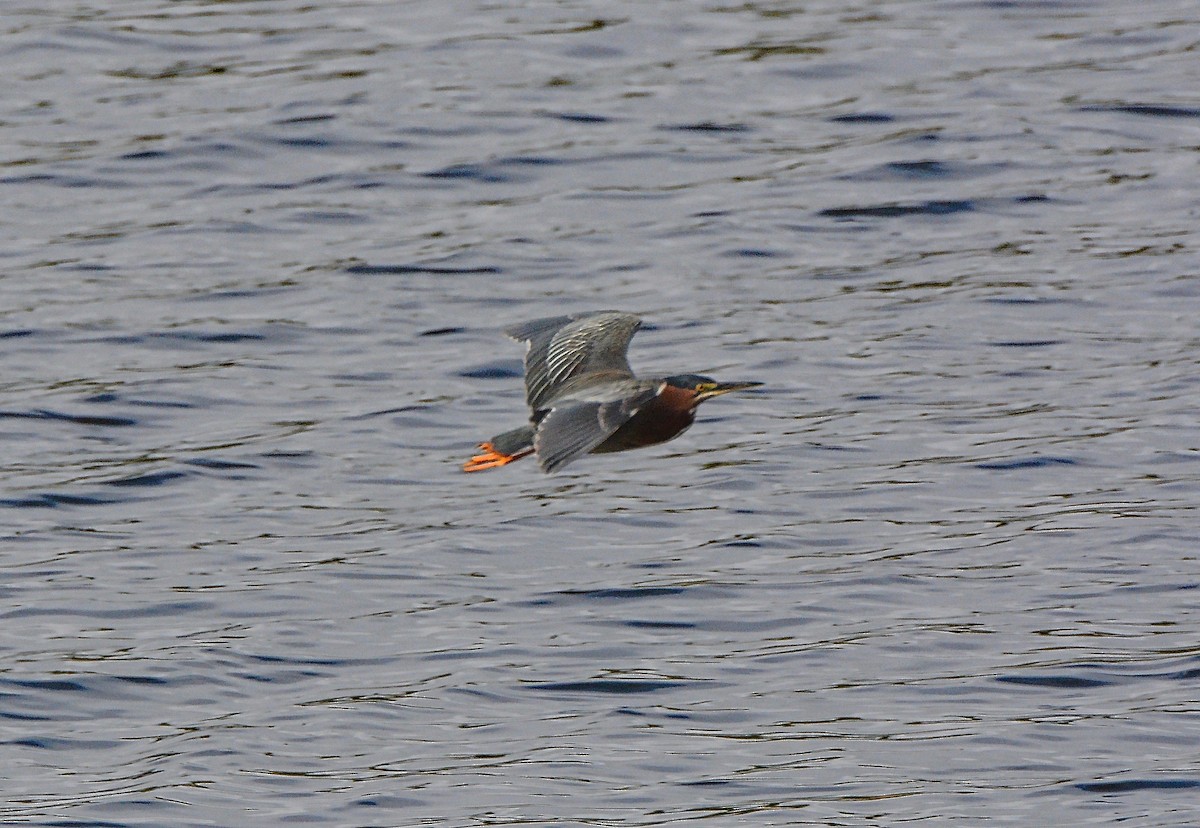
<box><xmin>463</xmin><ymin>311</ymin><xmax>761</xmax><ymax>473</ymax></box>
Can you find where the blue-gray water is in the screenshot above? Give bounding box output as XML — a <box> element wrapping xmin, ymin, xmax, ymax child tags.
<box><xmin>3</xmin><ymin>1</ymin><xmax>1199</xmax><ymax>825</ymax></box>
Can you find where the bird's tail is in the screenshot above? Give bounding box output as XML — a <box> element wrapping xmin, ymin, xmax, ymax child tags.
<box><xmin>463</xmin><ymin>425</ymin><xmax>535</xmax><ymax>472</ymax></box>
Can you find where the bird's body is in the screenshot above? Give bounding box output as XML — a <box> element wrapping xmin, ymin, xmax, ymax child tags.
<box><xmin>464</xmin><ymin>311</ymin><xmax>760</xmax><ymax>474</ymax></box>
<box><xmin>594</xmin><ymin>383</ymin><xmax>699</xmax><ymax>453</ymax></box>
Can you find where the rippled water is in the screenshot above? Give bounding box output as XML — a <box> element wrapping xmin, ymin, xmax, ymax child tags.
<box><xmin>4</xmin><ymin>1</ymin><xmax>1200</xmax><ymax>825</ymax></box>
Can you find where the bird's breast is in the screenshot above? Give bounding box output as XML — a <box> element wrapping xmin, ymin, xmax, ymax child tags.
<box><xmin>593</xmin><ymin>386</ymin><xmax>696</xmax><ymax>454</ymax></box>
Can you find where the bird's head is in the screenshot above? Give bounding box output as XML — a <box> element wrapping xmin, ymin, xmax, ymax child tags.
<box><xmin>663</xmin><ymin>374</ymin><xmax>763</xmax><ymax>407</ymax></box>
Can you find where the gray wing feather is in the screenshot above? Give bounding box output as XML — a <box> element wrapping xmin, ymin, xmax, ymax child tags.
<box><xmin>533</xmin><ymin>383</ymin><xmax>658</xmax><ymax>473</ymax></box>
<box><xmin>506</xmin><ymin>311</ymin><xmax>642</xmax><ymax>412</ymax></box>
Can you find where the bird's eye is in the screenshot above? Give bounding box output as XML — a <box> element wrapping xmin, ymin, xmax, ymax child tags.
<box><xmin>699</xmin><ymin>382</ymin><xmax>718</xmax><ymax>392</ymax></box>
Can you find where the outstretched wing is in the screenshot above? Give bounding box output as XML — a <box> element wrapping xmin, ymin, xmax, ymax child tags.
<box><xmin>505</xmin><ymin>311</ymin><xmax>642</xmax><ymax>412</ymax></box>
<box><xmin>532</xmin><ymin>381</ymin><xmax>659</xmax><ymax>473</ymax></box>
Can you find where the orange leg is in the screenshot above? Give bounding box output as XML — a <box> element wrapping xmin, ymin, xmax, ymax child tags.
<box><xmin>463</xmin><ymin>441</ymin><xmax>534</xmax><ymax>472</ymax></box>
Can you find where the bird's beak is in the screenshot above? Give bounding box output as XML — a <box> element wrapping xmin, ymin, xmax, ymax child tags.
<box><xmin>696</xmin><ymin>381</ymin><xmax>763</xmax><ymax>402</ymax></box>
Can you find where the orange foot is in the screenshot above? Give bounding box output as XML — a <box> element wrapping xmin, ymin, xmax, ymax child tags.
<box><xmin>463</xmin><ymin>442</ymin><xmax>531</xmax><ymax>473</ymax></box>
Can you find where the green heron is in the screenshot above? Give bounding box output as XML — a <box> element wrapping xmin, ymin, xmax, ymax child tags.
<box><xmin>463</xmin><ymin>311</ymin><xmax>761</xmax><ymax>474</ymax></box>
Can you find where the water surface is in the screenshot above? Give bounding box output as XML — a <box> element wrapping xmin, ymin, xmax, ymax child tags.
<box><xmin>3</xmin><ymin>1</ymin><xmax>1199</xmax><ymax>825</ymax></box>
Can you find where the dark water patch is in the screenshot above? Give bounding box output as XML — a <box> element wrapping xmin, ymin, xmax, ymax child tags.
<box><xmin>1113</xmin><ymin>652</ymin><xmax>1200</xmax><ymax>681</ymax></box>
<box><xmin>982</xmin><ymin>296</ymin><xmax>1072</xmax><ymax>305</ymax></box>
<box><xmin>516</xmin><ymin>586</ymin><xmax>691</xmax><ymax>608</ymax></box>
<box><xmin>346</xmin><ymin>263</ymin><xmax>501</xmax><ymax>275</ymax></box>
<box><xmin>1080</xmin><ymin>103</ymin><xmax>1200</xmax><ymax>119</ymax></box>
<box><xmin>556</xmin><ymin>587</ymin><xmax>689</xmax><ymax>601</ymax></box>
<box><xmin>159</xmin><ymin>330</ymin><xmax>267</xmax><ymax>344</ymax></box>
<box><xmin>0</xmin><ymin>328</ymin><xmax>36</xmax><ymax>339</ymax></box>
<box><xmin>624</xmin><ymin>619</ymin><xmax>697</xmax><ymax>630</ymax></box>
<box><xmin>987</xmin><ymin>339</ymin><xmax>1063</xmax><ymax>348</ymax></box>
<box><xmin>1116</xmin><ymin>580</ymin><xmax>1199</xmax><ymax>596</ymax></box>
<box><xmin>423</xmin><ymin>163</ymin><xmax>514</xmax><ymax>183</ymax></box>
<box><xmin>345</xmin><ymin>404</ymin><xmax>422</xmax><ymax>420</ymax></box>
<box><xmin>190</xmin><ymin>181</ymin><xmax>301</xmax><ymax>197</ymax></box>
<box><xmin>547</xmin><ymin>111</ymin><xmax>611</xmax><ymax>123</ymax></box>
<box><xmin>3</xmin><ymin>677</ymin><xmax>91</xmax><ymax>693</ymax></box>
<box><xmin>995</xmin><ymin>674</ymin><xmax>1110</xmax><ymax>689</ymax></box>
<box><xmin>187</xmin><ymin>139</ymin><xmax>260</xmax><ymax>158</ymax></box>
<box><xmin>5</xmin><ymin>736</ymin><xmax>121</xmax><ymax>751</ymax></box>
<box><xmin>723</xmin><ymin>247</ymin><xmax>782</xmax><ymax>258</ymax></box>
<box><xmin>273</xmin><ymin>113</ymin><xmax>338</xmax><ymax>125</ymax></box>
<box><xmin>845</xmin><ymin>160</ymin><xmax>1009</xmax><ymax>181</ymax></box>
<box><xmin>0</xmin><ymin>409</ymin><xmax>138</xmax><ymax>428</ymax></box>
<box><xmin>615</xmin><ymin>706</ymin><xmax>693</xmax><ymax>721</ymax></box>
<box><xmin>804</xmin><ymin>442</ymin><xmax>872</xmax><ymax>455</ymax></box>
<box><xmin>0</xmin><ymin>172</ymin><xmax>130</xmax><ymax>189</ymax></box>
<box><xmin>82</xmin><ymin>392</ymin><xmax>193</xmax><ymax>410</ymax></box>
<box><xmin>110</xmin><ymin>61</ymin><xmax>231</xmax><ymax>81</ymax></box>
<box><xmin>663</xmin><ymin>121</ymin><xmax>752</xmax><ymax>133</ymax></box>
<box><xmin>422</xmin><ymin>155</ymin><xmax>567</xmax><ymax>183</ymax></box>
<box><xmin>118</xmin><ymin>149</ymin><xmax>170</xmax><ymax>161</ymax></box>
<box><xmin>184</xmin><ymin>457</ymin><xmax>260</xmax><ymax>470</ymax></box>
<box><xmin>236</xmin><ymin>668</ymin><xmax>329</xmax><ymax>684</ymax></box>
<box><xmin>330</xmin><ymin>370</ymin><xmax>391</xmax><ymax>382</ymax></box>
<box><xmin>885</xmin><ymin>160</ymin><xmax>953</xmax><ymax>177</ymax></box>
<box><xmin>0</xmin><ymin>491</ymin><xmax>123</xmax><ymax>508</ymax></box>
<box><xmin>292</xmin><ymin>210</ymin><xmax>368</xmax><ymax>224</ymax></box>
<box><xmin>348</xmin><ymin>794</ymin><xmax>428</xmax><ymax>809</ymax></box>
<box><xmin>976</xmin><ymin>456</ymin><xmax>1076</xmax><ymax>471</ymax></box>
<box><xmin>45</xmin><ymin>492</ymin><xmax>123</xmax><ymax>506</ymax></box>
<box><xmin>1076</xmin><ymin>778</ymin><xmax>1200</xmax><ymax>793</ymax></box>
<box><xmin>715</xmin><ymin>43</ymin><xmax>825</xmax><ymax>61</ymax></box>
<box><xmin>188</xmin><ymin>286</ymin><xmax>296</xmax><ymax>302</ymax></box>
<box><xmin>246</xmin><ymin>652</ymin><xmax>383</xmax><ymax>668</ymax></box>
<box><xmin>271</xmin><ymin>136</ymin><xmax>336</xmax><ymax>149</ymax></box>
<box><xmin>257</xmin><ymin>451</ymin><xmax>320</xmax><ymax>473</ymax></box>
<box><xmin>0</xmin><ymin>711</ymin><xmax>53</xmax><ymax>722</ymax></box>
<box><xmin>101</xmin><ymin>330</ymin><xmax>270</xmax><ymax>346</ymax></box>
<box><xmin>420</xmin><ymin>326</ymin><xmax>463</xmax><ymax>336</ymax></box>
<box><xmin>127</xmin><ymin>397</ymin><xmax>196</xmax><ymax>410</ymax></box>
<box><xmin>829</xmin><ymin>112</ymin><xmax>894</xmax><ymax>123</ymax></box>
<box><xmin>2</xmin><ymin>492</ymin><xmax>58</xmax><ymax>509</ymax></box>
<box><xmin>113</xmin><ymin>674</ymin><xmax>170</xmax><ymax>686</ymax></box>
<box><xmin>459</xmin><ymin>360</ymin><xmax>523</xmax><ymax>380</ymax></box>
<box><xmin>103</xmin><ymin>470</ymin><xmax>188</xmax><ymax>488</ymax></box>
<box><xmin>527</xmin><ymin>679</ymin><xmax>688</xmax><ymax>694</ymax></box>
<box><xmin>498</xmin><ymin>155</ymin><xmax>566</xmax><ymax>167</ymax></box>
<box><xmin>1148</xmin><ymin>667</ymin><xmax>1200</xmax><ymax>681</ymax></box>
<box><xmin>820</xmin><ymin>200</ymin><xmax>975</xmax><ymax>219</ymax></box>
<box><xmin>2</xmin><ymin>600</ymin><xmax>210</xmax><ymax>622</ymax></box>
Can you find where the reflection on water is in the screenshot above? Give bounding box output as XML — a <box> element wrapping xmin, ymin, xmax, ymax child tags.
<box><xmin>3</xmin><ymin>0</ymin><xmax>1199</xmax><ymax>825</ymax></box>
